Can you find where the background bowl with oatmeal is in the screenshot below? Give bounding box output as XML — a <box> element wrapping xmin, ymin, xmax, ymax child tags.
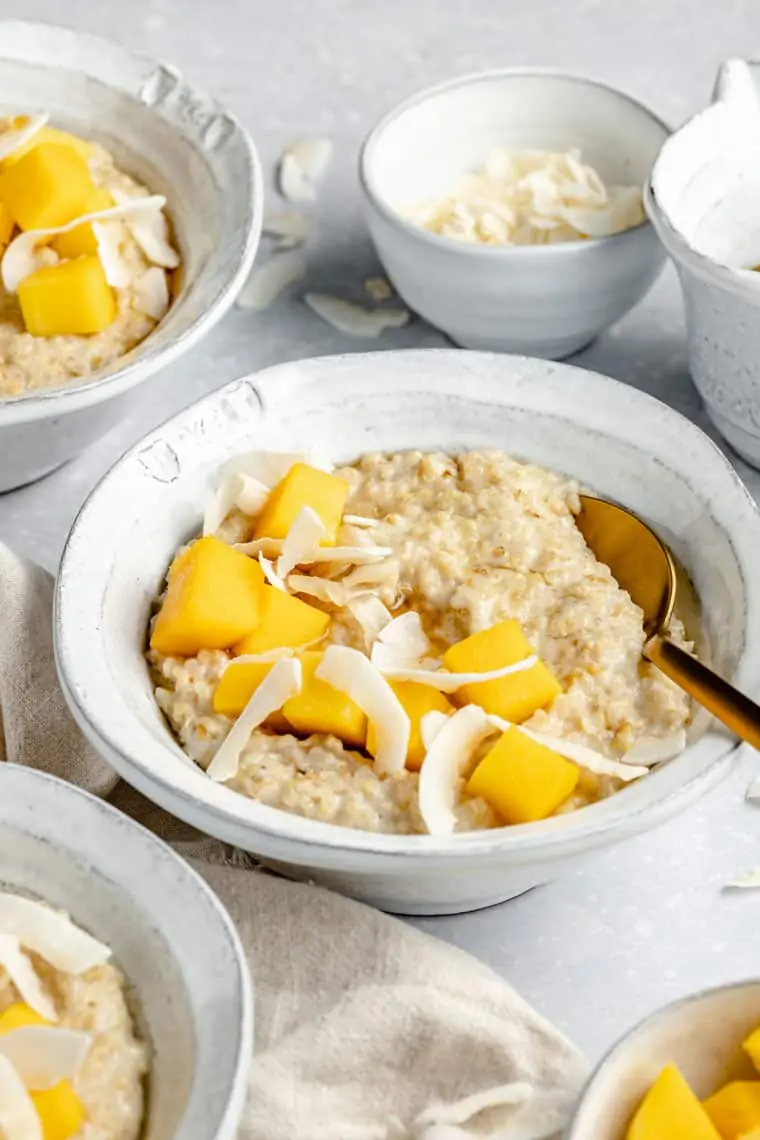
<box><xmin>54</xmin><ymin>349</ymin><xmax>760</xmax><ymax>916</ymax></box>
<box><xmin>0</xmin><ymin>19</ymin><xmax>263</xmax><ymax>492</ymax></box>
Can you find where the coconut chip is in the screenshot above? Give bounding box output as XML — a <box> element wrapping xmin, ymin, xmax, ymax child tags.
<box><xmin>236</xmin><ymin>250</ymin><xmax>306</xmax><ymax>311</ymax></box>
<box><xmin>315</xmin><ymin>646</ymin><xmax>409</xmax><ymax>774</ymax></box>
<box><xmin>0</xmin><ymin>1054</ymin><xmax>42</xmax><ymax>1140</ymax></box>
<box><xmin>207</xmin><ymin>657</ymin><xmax>302</xmax><ymax>781</ymax></box>
<box><xmin>342</xmin><ymin>514</ymin><xmax>376</xmax><ymax>528</ymax></box>
<box><xmin>287</xmin><ymin>574</ymin><xmax>358</xmax><ymax>606</ymax></box>
<box><xmin>263</xmin><ymin>210</ymin><xmax>311</xmax><ymax>249</ymax></box>
<box><xmin>364</xmin><ymin>276</ymin><xmax>394</xmax><ymax>301</ymax></box>
<box><xmin>420</xmin><ymin>709</ymin><xmax>452</xmax><ymax>752</ymax></box>
<box><xmin>0</xmin><ymin>1027</ymin><xmax>92</xmax><ymax>1090</ymax></box>
<box><xmin>278</xmin><ymin>138</ymin><xmax>333</xmax><ymax>202</ymax></box>
<box><xmin>0</xmin><ymin>894</ymin><xmax>111</xmax><ymax>974</ymax></box>
<box><xmin>622</xmin><ymin>729</ymin><xmax>687</xmax><ymax>767</ymax></box>
<box><xmin>346</xmin><ymin>595</ymin><xmax>393</xmax><ymax>650</ymax></box>
<box><xmin>378</xmin><ymin>654</ymin><xmax>539</xmax><ymax>693</ymax></box>
<box><xmin>276</xmin><ymin>507</ymin><xmax>326</xmax><ymax>579</ymax></box>
<box><xmin>370</xmin><ymin>611</ymin><xmax>432</xmax><ymax>670</ymax></box>
<box><xmin>203</xmin><ymin>473</ymin><xmax>270</xmax><ymax>537</ymax></box>
<box><xmin>305</xmin><ymin>545</ymin><xmax>394</xmax><ymax>565</ymax></box>
<box><xmin>235</xmin><ymin>537</ymin><xmax>284</xmax><ymax>558</ymax></box>
<box><xmin>0</xmin><ymin>935</ymin><xmax>56</xmax><ymax>1022</ymax></box>
<box><xmin>418</xmin><ymin>706</ymin><xmax>497</xmax><ymax>836</ymax></box>
<box><xmin>747</xmin><ymin>777</ymin><xmax>760</xmax><ymax>803</ymax></box>
<box><xmin>220</xmin><ymin>449</ymin><xmax>332</xmax><ymax>488</ymax></box>
<box><xmin>726</xmin><ymin>867</ymin><xmax>760</xmax><ymax>890</ymax></box>
<box><xmin>305</xmin><ymin>293</ymin><xmax>410</xmax><ymax>337</ymax></box>
<box><xmin>110</xmin><ymin>188</ymin><xmax>179</xmax><ymax>268</ymax></box>
<box><xmin>132</xmin><ymin>265</ymin><xmax>170</xmax><ymax>320</ymax></box>
<box><xmin>0</xmin><ymin>114</ymin><xmax>48</xmax><ymax>161</ymax></box>
<box><xmin>258</xmin><ymin>552</ymin><xmax>286</xmax><ymax>592</ymax></box>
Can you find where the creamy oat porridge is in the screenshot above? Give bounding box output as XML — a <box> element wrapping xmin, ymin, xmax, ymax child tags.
<box><xmin>148</xmin><ymin>449</ymin><xmax>692</xmax><ymax>836</ymax></box>
<box><xmin>0</xmin><ymin>892</ymin><xmax>147</xmax><ymax>1140</ymax></box>
<box><xmin>0</xmin><ymin>115</ymin><xmax>179</xmax><ymax>397</ymax></box>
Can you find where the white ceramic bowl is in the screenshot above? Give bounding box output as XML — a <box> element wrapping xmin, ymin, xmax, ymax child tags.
<box><xmin>359</xmin><ymin>70</ymin><xmax>669</xmax><ymax>359</ymax></box>
<box><xmin>54</xmin><ymin>349</ymin><xmax>760</xmax><ymax>916</ymax></box>
<box><xmin>0</xmin><ymin>19</ymin><xmax>263</xmax><ymax>492</ymax></box>
<box><xmin>565</xmin><ymin>979</ymin><xmax>760</xmax><ymax>1139</ymax></box>
<box><xmin>0</xmin><ymin>763</ymin><xmax>253</xmax><ymax>1140</ymax></box>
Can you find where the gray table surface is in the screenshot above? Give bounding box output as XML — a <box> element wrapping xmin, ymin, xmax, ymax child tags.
<box><xmin>3</xmin><ymin>0</ymin><xmax>760</xmax><ymax>1065</ymax></box>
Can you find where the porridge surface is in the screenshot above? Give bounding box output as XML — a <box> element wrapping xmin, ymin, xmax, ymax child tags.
<box><xmin>151</xmin><ymin>449</ymin><xmax>691</xmax><ymax>834</ymax></box>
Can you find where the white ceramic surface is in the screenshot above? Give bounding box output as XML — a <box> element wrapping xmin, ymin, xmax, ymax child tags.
<box><xmin>53</xmin><ymin>349</ymin><xmax>760</xmax><ymax>916</ymax></box>
<box><xmin>565</xmin><ymin>979</ymin><xmax>760</xmax><ymax>1139</ymax></box>
<box><xmin>0</xmin><ymin>763</ymin><xmax>253</xmax><ymax>1140</ymax></box>
<box><xmin>359</xmin><ymin>70</ymin><xmax>669</xmax><ymax>359</ymax></box>
<box><xmin>0</xmin><ymin>19</ymin><xmax>263</xmax><ymax>492</ymax></box>
<box><xmin>646</xmin><ymin>59</ymin><xmax>760</xmax><ymax>470</ymax></box>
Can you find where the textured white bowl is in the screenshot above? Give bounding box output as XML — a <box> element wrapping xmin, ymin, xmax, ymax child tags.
<box><xmin>565</xmin><ymin>980</ymin><xmax>760</xmax><ymax>1139</ymax></box>
<box><xmin>0</xmin><ymin>763</ymin><xmax>253</xmax><ymax>1140</ymax></box>
<box><xmin>0</xmin><ymin>19</ymin><xmax>263</xmax><ymax>491</ymax></box>
<box><xmin>359</xmin><ymin>70</ymin><xmax>669</xmax><ymax>359</ymax></box>
<box><xmin>646</xmin><ymin>59</ymin><xmax>760</xmax><ymax>470</ymax></box>
<box><xmin>54</xmin><ymin>349</ymin><xmax>760</xmax><ymax>916</ymax></box>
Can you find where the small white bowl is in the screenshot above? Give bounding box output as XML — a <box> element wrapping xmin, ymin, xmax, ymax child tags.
<box><xmin>53</xmin><ymin>349</ymin><xmax>760</xmax><ymax>916</ymax></box>
<box><xmin>0</xmin><ymin>763</ymin><xmax>253</xmax><ymax>1140</ymax></box>
<box><xmin>0</xmin><ymin>19</ymin><xmax>263</xmax><ymax>491</ymax></box>
<box><xmin>565</xmin><ymin>980</ymin><xmax>760</xmax><ymax>1139</ymax></box>
<box><xmin>359</xmin><ymin>70</ymin><xmax>669</xmax><ymax>359</ymax></box>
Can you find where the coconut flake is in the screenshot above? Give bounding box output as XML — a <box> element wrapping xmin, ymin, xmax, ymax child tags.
<box><xmin>346</xmin><ymin>596</ymin><xmax>393</xmax><ymax>650</ymax></box>
<box><xmin>235</xmin><ymin>537</ymin><xmax>284</xmax><ymax>558</ymax></box>
<box><xmin>263</xmin><ymin>210</ymin><xmax>311</xmax><ymax>249</ymax></box>
<box><xmin>342</xmin><ymin>514</ymin><xmax>376</xmax><ymax>528</ymax></box>
<box><xmin>0</xmin><ymin>935</ymin><xmax>56</xmax><ymax>1021</ymax></box>
<box><xmin>236</xmin><ymin>250</ymin><xmax>306</xmax><ymax>311</ymax></box>
<box><xmin>278</xmin><ymin>138</ymin><xmax>333</xmax><ymax>202</ymax></box>
<box><xmin>1</xmin><ymin>196</ymin><xmax>167</xmax><ymax>292</ymax></box>
<box><xmin>0</xmin><ymin>894</ymin><xmax>111</xmax><ymax>974</ymax></box>
<box><xmin>287</xmin><ymin>575</ymin><xmax>358</xmax><ymax>606</ymax></box>
<box><xmin>378</xmin><ymin>654</ymin><xmax>538</xmax><ymax>693</ymax></box>
<box><xmin>259</xmin><ymin>552</ymin><xmax>286</xmax><ymax>592</ymax></box>
<box><xmin>0</xmin><ymin>114</ymin><xmax>48</xmax><ymax>161</ymax></box>
<box><xmin>622</xmin><ymin>729</ymin><xmax>687</xmax><ymax>767</ymax></box>
<box><xmin>726</xmin><ymin>867</ymin><xmax>760</xmax><ymax>890</ymax></box>
<box><xmin>486</xmin><ymin>716</ymin><xmax>649</xmax><ymax>783</ymax></box>
<box><xmin>420</xmin><ymin>709</ymin><xmax>452</xmax><ymax>751</ymax></box>
<box><xmin>276</xmin><ymin>507</ymin><xmax>326</xmax><ymax>579</ymax></box>
<box><xmin>315</xmin><ymin>646</ymin><xmax>410</xmax><ymax>774</ymax></box>
<box><xmin>305</xmin><ymin>293</ymin><xmax>410</xmax><ymax>337</ymax></box>
<box><xmin>132</xmin><ymin>265</ymin><xmax>170</xmax><ymax>319</ymax></box>
<box><xmin>305</xmin><ymin>545</ymin><xmax>394</xmax><ymax>565</ymax></box>
<box><xmin>207</xmin><ymin>656</ymin><xmax>302</xmax><ymax>781</ymax></box>
<box><xmin>0</xmin><ymin>1027</ymin><xmax>92</xmax><ymax>1090</ymax></box>
<box><xmin>220</xmin><ymin>449</ymin><xmax>332</xmax><ymax>489</ymax></box>
<box><xmin>370</xmin><ymin>611</ymin><xmax>432</xmax><ymax>670</ymax></box>
<box><xmin>231</xmin><ymin>649</ymin><xmax>296</xmax><ymax>665</ymax></box>
<box><xmin>418</xmin><ymin>706</ymin><xmax>497</xmax><ymax>835</ymax></box>
<box><xmin>203</xmin><ymin>473</ymin><xmax>270</xmax><ymax>536</ymax></box>
<box><xmin>364</xmin><ymin>276</ymin><xmax>394</xmax><ymax>301</ymax></box>
<box><xmin>109</xmin><ymin>189</ymin><xmax>179</xmax><ymax>268</ymax></box>
<box><xmin>0</xmin><ymin>1054</ymin><xmax>42</xmax><ymax>1140</ymax></box>
<box><xmin>91</xmin><ymin>221</ymin><xmax>131</xmax><ymax>288</ymax></box>
<box><xmin>747</xmin><ymin>777</ymin><xmax>760</xmax><ymax>803</ymax></box>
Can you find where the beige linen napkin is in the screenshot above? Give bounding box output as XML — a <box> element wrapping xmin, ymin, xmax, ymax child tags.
<box><xmin>0</xmin><ymin>543</ymin><xmax>587</xmax><ymax>1139</ymax></box>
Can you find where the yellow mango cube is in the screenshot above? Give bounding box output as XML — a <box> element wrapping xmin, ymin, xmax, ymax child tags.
<box><xmin>31</xmin><ymin>1081</ymin><xmax>85</xmax><ymax>1140</ymax></box>
<box><xmin>0</xmin><ymin>1001</ymin><xmax>49</xmax><ymax>1032</ymax></box>
<box><xmin>0</xmin><ymin>142</ymin><xmax>97</xmax><ymax>231</ymax></box>
<box><xmin>282</xmin><ymin>651</ymin><xmax>367</xmax><ymax>746</ymax></box>
<box><xmin>253</xmin><ymin>463</ymin><xmax>349</xmax><ymax>544</ymax></box>
<box><xmin>51</xmin><ymin>186</ymin><xmax>113</xmax><ymax>259</ymax></box>
<box><xmin>18</xmin><ymin>256</ymin><xmax>116</xmax><ymax>337</ymax></box>
<box><xmin>233</xmin><ymin>586</ymin><xmax>330</xmax><ymax>656</ymax></box>
<box><xmin>743</xmin><ymin>1028</ymin><xmax>760</xmax><ymax>1075</ymax></box>
<box><xmin>443</xmin><ymin>619</ymin><xmax>562</xmax><ymax>722</ymax></box>
<box><xmin>704</xmin><ymin>1082</ymin><xmax>760</xmax><ymax>1139</ymax></box>
<box><xmin>366</xmin><ymin>681</ymin><xmax>453</xmax><ymax>771</ymax></box>
<box><xmin>150</xmin><ymin>536</ymin><xmax>266</xmax><ymax>657</ymax></box>
<box><xmin>0</xmin><ymin>200</ymin><xmax>13</xmax><ymax>249</ymax></box>
<box><xmin>626</xmin><ymin>1064</ymin><xmax>721</xmax><ymax>1140</ymax></box>
<box><xmin>4</xmin><ymin>125</ymin><xmax>95</xmax><ymax>166</ymax></box>
<box><xmin>466</xmin><ymin>726</ymin><xmax>578</xmax><ymax>823</ymax></box>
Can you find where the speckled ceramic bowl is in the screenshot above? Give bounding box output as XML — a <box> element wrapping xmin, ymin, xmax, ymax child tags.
<box><xmin>0</xmin><ymin>763</ymin><xmax>253</xmax><ymax>1140</ymax></box>
<box><xmin>0</xmin><ymin>19</ymin><xmax>263</xmax><ymax>491</ymax></box>
<box><xmin>54</xmin><ymin>350</ymin><xmax>760</xmax><ymax>916</ymax></box>
<box><xmin>565</xmin><ymin>979</ymin><xmax>760</xmax><ymax>1139</ymax></box>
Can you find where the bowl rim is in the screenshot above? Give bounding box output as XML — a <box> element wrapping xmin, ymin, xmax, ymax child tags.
<box><xmin>53</xmin><ymin>348</ymin><xmax>760</xmax><ymax>864</ymax></box>
<box><xmin>563</xmin><ymin>977</ymin><xmax>760</xmax><ymax>1137</ymax></box>
<box><xmin>358</xmin><ymin>66</ymin><xmax>672</xmax><ymax>260</ymax></box>
<box><xmin>0</xmin><ymin>18</ymin><xmax>264</xmax><ymax>426</ymax></box>
<box><xmin>0</xmin><ymin>760</ymin><xmax>254</xmax><ymax>1140</ymax></box>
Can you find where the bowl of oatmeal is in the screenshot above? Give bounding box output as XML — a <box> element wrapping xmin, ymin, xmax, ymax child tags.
<box><xmin>359</xmin><ymin>69</ymin><xmax>669</xmax><ymax>358</ymax></box>
<box><xmin>0</xmin><ymin>19</ymin><xmax>263</xmax><ymax>491</ymax></box>
<box><xmin>0</xmin><ymin>763</ymin><xmax>253</xmax><ymax>1140</ymax></box>
<box><xmin>54</xmin><ymin>349</ymin><xmax>760</xmax><ymax>915</ymax></box>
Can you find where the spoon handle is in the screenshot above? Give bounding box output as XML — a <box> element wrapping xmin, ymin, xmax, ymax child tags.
<box><xmin>645</xmin><ymin>635</ymin><xmax>760</xmax><ymax>750</ymax></box>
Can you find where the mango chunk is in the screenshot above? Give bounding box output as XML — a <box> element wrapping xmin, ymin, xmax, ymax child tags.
<box><xmin>626</xmin><ymin>1064</ymin><xmax>721</xmax><ymax>1140</ymax></box>
<box><xmin>443</xmin><ymin>619</ymin><xmax>562</xmax><ymax>722</ymax></box>
<box><xmin>0</xmin><ymin>142</ymin><xmax>97</xmax><ymax>231</ymax></box>
<box><xmin>0</xmin><ymin>1001</ymin><xmax>49</xmax><ymax>1032</ymax></box>
<box><xmin>253</xmin><ymin>463</ymin><xmax>349</xmax><ymax>544</ymax></box>
<box><xmin>51</xmin><ymin>186</ymin><xmax>113</xmax><ymax>259</ymax></box>
<box><xmin>150</xmin><ymin>536</ymin><xmax>266</xmax><ymax>657</ymax></box>
<box><xmin>31</xmin><ymin>1082</ymin><xmax>85</xmax><ymax>1140</ymax></box>
<box><xmin>18</xmin><ymin>256</ymin><xmax>116</xmax><ymax>337</ymax></box>
<box><xmin>367</xmin><ymin>681</ymin><xmax>453</xmax><ymax>771</ymax></box>
<box><xmin>213</xmin><ymin>660</ymin><xmax>290</xmax><ymax>731</ymax></box>
<box><xmin>704</xmin><ymin>1082</ymin><xmax>760</xmax><ymax>1139</ymax></box>
<box><xmin>0</xmin><ymin>200</ymin><xmax>13</xmax><ymax>249</ymax></box>
<box><xmin>743</xmin><ymin>1027</ymin><xmax>760</xmax><ymax>1074</ymax></box>
<box><xmin>466</xmin><ymin>726</ymin><xmax>578</xmax><ymax>823</ymax></box>
<box><xmin>4</xmin><ymin>125</ymin><xmax>95</xmax><ymax>166</ymax></box>
<box><xmin>233</xmin><ymin>586</ymin><xmax>329</xmax><ymax>656</ymax></box>
<box><xmin>282</xmin><ymin>651</ymin><xmax>367</xmax><ymax>746</ymax></box>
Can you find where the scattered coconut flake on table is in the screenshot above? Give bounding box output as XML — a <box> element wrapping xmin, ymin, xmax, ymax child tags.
<box><xmin>278</xmin><ymin>138</ymin><xmax>333</xmax><ymax>202</ymax></box>
<box><xmin>370</xmin><ymin>611</ymin><xmax>432</xmax><ymax>670</ymax></box>
<box><xmin>132</xmin><ymin>265</ymin><xmax>170</xmax><ymax>320</ymax></box>
<box><xmin>0</xmin><ymin>1054</ymin><xmax>42</xmax><ymax>1140</ymax></box>
<box><xmin>0</xmin><ymin>114</ymin><xmax>48</xmax><ymax>161</ymax></box>
<box><xmin>747</xmin><ymin>777</ymin><xmax>760</xmax><ymax>802</ymax></box>
<box><xmin>418</xmin><ymin>705</ymin><xmax>498</xmax><ymax>836</ymax></box>
<box><xmin>378</xmin><ymin>654</ymin><xmax>539</xmax><ymax>693</ymax></box>
<box><xmin>236</xmin><ymin>250</ymin><xmax>306</xmax><ymax>311</ymax></box>
<box><xmin>364</xmin><ymin>275</ymin><xmax>394</xmax><ymax>301</ymax></box>
<box><xmin>0</xmin><ymin>894</ymin><xmax>111</xmax><ymax>974</ymax></box>
<box><xmin>316</xmin><ymin>646</ymin><xmax>410</xmax><ymax>774</ymax></box>
<box><xmin>263</xmin><ymin>209</ymin><xmax>311</xmax><ymax>249</ymax></box>
<box><xmin>0</xmin><ymin>934</ymin><xmax>56</xmax><ymax>1022</ymax></box>
<box><xmin>726</xmin><ymin>867</ymin><xmax>760</xmax><ymax>890</ymax></box>
<box><xmin>0</xmin><ymin>1027</ymin><xmax>92</xmax><ymax>1090</ymax></box>
<box><xmin>207</xmin><ymin>657</ymin><xmax>302</xmax><ymax>781</ymax></box>
<box><xmin>276</xmin><ymin>507</ymin><xmax>326</xmax><ymax>579</ymax></box>
<box><xmin>622</xmin><ymin>729</ymin><xmax>687</xmax><ymax>767</ymax></box>
<box><xmin>402</xmin><ymin>146</ymin><xmax>645</xmax><ymax>246</ymax></box>
<box><xmin>304</xmin><ymin>293</ymin><xmax>410</xmax><ymax>337</ymax></box>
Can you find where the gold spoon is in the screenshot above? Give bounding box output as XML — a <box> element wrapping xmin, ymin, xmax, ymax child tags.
<box><xmin>575</xmin><ymin>494</ymin><xmax>760</xmax><ymax>750</ymax></box>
